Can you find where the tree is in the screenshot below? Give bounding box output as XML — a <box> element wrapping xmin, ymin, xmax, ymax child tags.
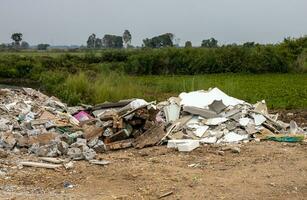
<box><xmin>87</xmin><ymin>33</ymin><xmax>96</xmax><ymax>48</ymax></box>
<box><xmin>102</xmin><ymin>34</ymin><xmax>123</xmax><ymax>48</ymax></box>
<box><xmin>11</xmin><ymin>33</ymin><xmax>23</xmax><ymax>47</ymax></box>
<box><xmin>201</xmin><ymin>38</ymin><xmax>218</xmax><ymax>48</ymax></box>
<box><xmin>21</xmin><ymin>41</ymin><xmax>30</xmax><ymax>49</ymax></box>
<box><xmin>243</xmin><ymin>42</ymin><xmax>255</xmax><ymax>48</ymax></box>
<box><xmin>185</xmin><ymin>41</ymin><xmax>192</xmax><ymax>48</ymax></box>
<box><xmin>95</xmin><ymin>38</ymin><xmax>103</xmax><ymax>48</ymax></box>
<box><xmin>37</xmin><ymin>44</ymin><xmax>50</xmax><ymax>50</ymax></box>
<box><xmin>143</xmin><ymin>33</ymin><xmax>174</xmax><ymax>48</ymax></box>
<box><xmin>0</xmin><ymin>43</ymin><xmax>7</xmax><ymax>49</ymax></box>
<box><xmin>123</xmin><ymin>30</ymin><xmax>132</xmax><ymax>48</ymax></box>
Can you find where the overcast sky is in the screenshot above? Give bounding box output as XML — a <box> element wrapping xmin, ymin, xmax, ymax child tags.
<box><xmin>0</xmin><ymin>0</ymin><xmax>306</xmax><ymax>46</ymax></box>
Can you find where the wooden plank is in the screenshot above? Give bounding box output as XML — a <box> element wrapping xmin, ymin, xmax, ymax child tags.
<box><xmin>133</xmin><ymin>123</ymin><xmax>165</xmax><ymax>149</ymax></box>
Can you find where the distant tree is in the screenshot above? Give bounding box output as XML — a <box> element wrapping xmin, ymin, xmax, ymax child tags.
<box><xmin>21</xmin><ymin>41</ymin><xmax>30</xmax><ymax>49</ymax></box>
<box><xmin>143</xmin><ymin>33</ymin><xmax>174</xmax><ymax>48</ymax></box>
<box><xmin>0</xmin><ymin>43</ymin><xmax>7</xmax><ymax>49</ymax></box>
<box><xmin>102</xmin><ymin>34</ymin><xmax>123</xmax><ymax>48</ymax></box>
<box><xmin>95</xmin><ymin>38</ymin><xmax>103</xmax><ymax>48</ymax></box>
<box><xmin>87</xmin><ymin>33</ymin><xmax>96</xmax><ymax>48</ymax></box>
<box><xmin>37</xmin><ymin>43</ymin><xmax>50</xmax><ymax>50</ymax></box>
<box><xmin>123</xmin><ymin>30</ymin><xmax>132</xmax><ymax>48</ymax></box>
<box><xmin>11</xmin><ymin>33</ymin><xmax>23</xmax><ymax>47</ymax></box>
<box><xmin>174</xmin><ymin>38</ymin><xmax>180</xmax><ymax>47</ymax></box>
<box><xmin>243</xmin><ymin>42</ymin><xmax>255</xmax><ymax>48</ymax></box>
<box><xmin>185</xmin><ymin>41</ymin><xmax>192</xmax><ymax>48</ymax></box>
<box><xmin>201</xmin><ymin>38</ymin><xmax>218</xmax><ymax>48</ymax></box>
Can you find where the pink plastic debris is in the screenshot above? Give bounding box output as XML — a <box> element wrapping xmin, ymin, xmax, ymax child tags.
<box><xmin>73</xmin><ymin>111</ymin><xmax>92</xmax><ymax>122</ymax></box>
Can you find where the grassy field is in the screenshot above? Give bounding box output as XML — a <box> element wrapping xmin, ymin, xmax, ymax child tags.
<box><xmin>1</xmin><ymin>46</ymin><xmax>306</xmax><ymax>109</ymax></box>
<box><xmin>37</xmin><ymin>73</ymin><xmax>307</xmax><ymax>109</ymax></box>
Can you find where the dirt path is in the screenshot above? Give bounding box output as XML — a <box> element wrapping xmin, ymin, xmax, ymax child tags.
<box><xmin>1</xmin><ymin>141</ymin><xmax>307</xmax><ymax>200</ymax></box>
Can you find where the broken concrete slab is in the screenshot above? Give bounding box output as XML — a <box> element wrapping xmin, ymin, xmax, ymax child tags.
<box><xmin>67</xmin><ymin>148</ymin><xmax>83</xmax><ymax>160</ymax></box>
<box><xmin>180</xmin><ymin>88</ymin><xmax>245</xmax><ymax>108</ymax></box>
<box><xmin>203</xmin><ymin>117</ymin><xmax>228</xmax><ymax>126</ymax></box>
<box><xmin>208</xmin><ymin>100</ymin><xmax>227</xmax><ymax>114</ymax></box>
<box><xmin>183</xmin><ymin>106</ymin><xmax>218</xmax><ymax>118</ymax></box>
<box><xmin>218</xmin><ymin>132</ymin><xmax>248</xmax><ymax>143</ymax></box>
<box><xmin>239</xmin><ymin>118</ymin><xmax>251</xmax><ymax>127</ymax></box>
<box><xmin>167</xmin><ymin>140</ymin><xmax>200</xmax><ymax>152</ymax></box>
<box><xmin>252</xmin><ymin>114</ymin><xmax>266</xmax><ymax>126</ymax></box>
<box><xmin>163</xmin><ymin>103</ymin><xmax>180</xmax><ymax>123</ymax></box>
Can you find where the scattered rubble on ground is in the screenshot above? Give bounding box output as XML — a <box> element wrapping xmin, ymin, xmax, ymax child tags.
<box><xmin>0</xmin><ymin>87</ymin><xmax>306</xmax><ymax>168</ymax></box>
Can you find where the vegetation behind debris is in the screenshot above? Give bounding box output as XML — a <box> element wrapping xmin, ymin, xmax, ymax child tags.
<box><xmin>0</xmin><ymin>36</ymin><xmax>307</xmax><ymax>108</ymax></box>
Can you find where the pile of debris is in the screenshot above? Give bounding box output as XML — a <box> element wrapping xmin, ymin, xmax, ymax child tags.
<box><xmin>0</xmin><ymin>88</ymin><xmax>163</xmax><ymax>161</ymax></box>
<box><xmin>0</xmin><ymin>87</ymin><xmax>306</xmax><ymax>162</ymax></box>
<box><xmin>159</xmin><ymin>88</ymin><xmax>306</xmax><ymax>151</ymax></box>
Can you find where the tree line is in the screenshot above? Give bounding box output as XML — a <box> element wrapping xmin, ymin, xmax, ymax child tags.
<box><xmin>0</xmin><ymin>33</ymin><xmax>50</xmax><ymax>50</ymax></box>
<box><xmin>86</xmin><ymin>30</ymin><xmax>220</xmax><ymax>49</ymax></box>
<box><xmin>0</xmin><ymin>35</ymin><xmax>306</xmax><ymax>81</ymax></box>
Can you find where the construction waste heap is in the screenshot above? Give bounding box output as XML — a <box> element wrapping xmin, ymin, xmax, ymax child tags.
<box><xmin>0</xmin><ymin>87</ymin><xmax>306</xmax><ymax>167</ymax></box>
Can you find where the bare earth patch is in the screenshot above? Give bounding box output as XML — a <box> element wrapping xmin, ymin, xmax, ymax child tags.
<box><xmin>1</xmin><ymin>141</ymin><xmax>307</xmax><ymax>200</ymax></box>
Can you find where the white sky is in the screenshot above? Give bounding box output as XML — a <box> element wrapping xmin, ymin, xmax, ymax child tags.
<box><xmin>0</xmin><ymin>0</ymin><xmax>306</xmax><ymax>46</ymax></box>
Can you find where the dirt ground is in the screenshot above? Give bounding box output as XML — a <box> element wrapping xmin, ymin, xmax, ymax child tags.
<box><xmin>0</xmin><ymin>110</ymin><xmax>306</xmax><ymax>200</ymax></box>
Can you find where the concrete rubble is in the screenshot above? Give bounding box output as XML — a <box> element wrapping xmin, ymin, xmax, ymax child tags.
<box><xmin>0</xmin><ymin>87</ymin><xmax>306</xmax><ymax>164</ymax></box>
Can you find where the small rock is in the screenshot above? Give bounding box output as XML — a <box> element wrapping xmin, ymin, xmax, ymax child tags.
<box><xmin>230</xmin><ymin>147</ymin><xmax>241</xmax><ymax>154</ymax></box>
<box><xmin>87</xmin><ymin>137</ymin><xmax>98</xmax><ymax>148</ymax></box>
<box><xmin>0</xmin><ymin>149</ymin><xmax>9</xmax><ymax>158</ymax></box>
<box><xmin>64</xmin><ymin>161</ymin><xmax>74</xmax><ymax>169</ymax></box>
<box><xmin>92</xmin><ymin>140</ymin><xmax>106</xmax><ymax>153</ymax></box>
<box><xmin>70</xmin><ymin>138</ymin><xmax>87</xmax><ymax>148</ymax></box>
<box><xmin>83</xmin><ymin>148</ymin><xmax>96</xmax><ymax>161</ymax></box>
<box><xmin>0</xmin><ymin>132</ymin><xmax>16</xmax><ymax>149</ymax></box>
<box><xmin>217</xmin><ymin>150</ymin><xmax>225</xmax><ymax>156</ymax></box>
<box><xmin>67</xmin><ymin>148</ymin><xmax>83</xmax><ymax>160</ymax></box>
<box><xmin>63</xmin><ymin>181</ymin><xmax>74</xmax><ymax>189</ymax></box>
<box><xmin>57</xmin><ymin>141</ymin><xmax>69</xmax><ymax>155</ymax></box>
<box><xmin>0</xmin><ymin>170</ymin><xmax>7</xmax><ymax>177</ymax></box>
<box><xmin>269</xmin><ymin>182</ymin><xmax>276</xmax><ymax>187</ymax></box>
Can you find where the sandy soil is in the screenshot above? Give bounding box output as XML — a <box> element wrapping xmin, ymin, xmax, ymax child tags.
<box><xmin>0</xmin><ymin>110</ymin><xmax>306</xmax><ymax>200</ymax></box>
<box><xmin>1</xmin><ymin>141</ymin><xmax>307</xmax><ymax>200</ymax></box>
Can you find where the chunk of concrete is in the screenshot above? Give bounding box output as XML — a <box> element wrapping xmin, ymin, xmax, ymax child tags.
<box><xmin>183</xmin><ymin>106</ymin><xmax>218</xmax><ymax>118</ymax></box>
<box><xmin>203</xmin><ymin>117</ymin><xmax>228</xmax><ymax>126</ymax></box>
<box><xmin>253</xmin><ymin>100</ymin><xmax>268</xmax><ymax>115</ymax></box>
<box><xmin>200</xmin><ymin>136</ymin><xmax>217</xmax><ymax>144</ymax></box>
<box><xmin>167</xmin><ymin>139</ymin><xmax>200</xmax><ymax>152</ymax></box>
<box><xmin>177</xmin><ymin>140</ymin><xmax>200</xmax><ymax>152</ymax></box>
<box><xmin>289</xmin><ymin>120</ymin><xmax>298</xmax><ymax>134</ymax></box>
<box><xmin>186</xmin><ymin>124</ymin><xmax>209</xmax><ymax>138</ymax></box>
<box><xmin>218</xmin><ymin>132</ymin><xmax>248</xmax><ymax>143</ymax></box>
<box><xmin>70</xmin><ymin>138</ymin><xmax>87</xmax><ymax>148</ymax></box>
<box><xmin>239</xmin><ymin>118</ymin><xmax>251</xmax><ymax>127</ymax></box>
<box><xmin>208</xmin><ymin>100</ymin><xmax>227</xmax><ymax>114</ymax></box>
<box><xmin>163</xmin><ymin>103</ymin><xmax>180</xmax><ymax>123</ymax></box>
<box><xmin>83</xmin><ymin>148</ymin><xmax>96</xmax><ymax>161</ymax></box>
<box><xmin>0</xmin><ymin>132</ymin><xmax>16</xmax><ymax>149</ymax></box>
<box><xmin>252</xmin><ymin>114</ymin><xmax>266</xmax><ymax>126</ymax></box>
<box><xmin>57</xmin><ymin>141</ymin><xmax>69</xmax><ymax>155</ymax></box>
<box><xmin>67</xmin><ymin>147</ymin><xmax>83</xmax><ymax>160</ymax></box>
<box><xmin>93</xmin><ymin>140</ymin><xmax>106</xmax><ymax>153</ymax></box>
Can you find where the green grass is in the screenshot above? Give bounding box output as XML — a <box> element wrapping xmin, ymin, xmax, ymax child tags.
<box><xmin>45</xmin><ymin>73</ymin><xmax>307</xmax><ymax>109</ymax></box>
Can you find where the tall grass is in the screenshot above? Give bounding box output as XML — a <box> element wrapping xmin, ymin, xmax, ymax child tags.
<box><xmin>45</xmin><ymin>72</ymin><xmax>307</xmax><ymax>109</ymax></box>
